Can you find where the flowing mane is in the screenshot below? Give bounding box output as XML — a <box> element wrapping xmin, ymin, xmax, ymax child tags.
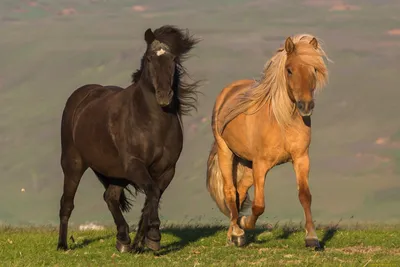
<box><xmin>223</xmin><ymin>34</ymin><xmax>330</xmax><ymax>130</ymax></box>
<box><xmin>132</xmin><ymin>25</ymin><xmax>202</xmax><ymax>116</ymax></box>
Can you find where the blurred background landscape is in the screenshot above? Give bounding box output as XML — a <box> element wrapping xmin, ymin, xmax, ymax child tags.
<box><xmin>0</xmin><ymin>0</ymin><xmax>399</xmax><ymax>227</ymax></box>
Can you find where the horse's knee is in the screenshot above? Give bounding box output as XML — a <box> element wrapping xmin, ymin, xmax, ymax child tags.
<box><xmin>252</xmin><ymin>204</ymin><xmax>264</xmax><ymax>216</ymax></box>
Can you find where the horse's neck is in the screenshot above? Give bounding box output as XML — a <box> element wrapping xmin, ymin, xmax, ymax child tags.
<box><xmin>130</xmin><ymin>80</ymin><xmax>179</xmax><ymax>116</ymax></box>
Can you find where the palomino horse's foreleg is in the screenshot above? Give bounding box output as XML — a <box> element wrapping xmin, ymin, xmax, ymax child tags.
<box><xmin>103</xmin><ymin>185</ymin><xmax>132</xmax><ymax>253</ymax></box>
<box><xmin>293</xmin><ymin>154</ymin><xmax>320</xmax><ymax>248</ymax></box>
<box><xmin>239</xmin><ymin>160</ymin><xmax>271</xmax><ymax>230</ymax></box>
<box><xmin>217</xmin><ymin>142</ymin><xmax>245</xmax><ymax>246</ymax></box>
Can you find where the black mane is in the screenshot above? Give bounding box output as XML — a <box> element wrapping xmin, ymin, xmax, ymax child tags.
<box><xmin>132</xmin><ymin>25</ymin><xmax>201</xmax><ymax>116</ymax></box>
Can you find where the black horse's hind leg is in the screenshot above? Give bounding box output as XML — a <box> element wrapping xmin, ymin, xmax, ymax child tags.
<box><xmin>57</xmin><ymin>149</ymin><xmax>87</xmax><ymax>250</ymax></box>
<box><xmin>103</xmin><ymin>185</ymin><xmax>132</xmax><ymax>253</ymax></box>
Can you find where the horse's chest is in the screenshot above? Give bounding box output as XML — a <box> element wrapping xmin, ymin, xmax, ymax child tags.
<box><xmin>134</xmin><ymin>118</ymin><xmax>183</xmax><ymax>166</ymax></box>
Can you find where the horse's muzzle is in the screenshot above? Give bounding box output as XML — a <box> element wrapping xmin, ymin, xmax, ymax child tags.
<box><xmin>296</xmin><ymin>100</ymin><xmax>315</xmax><ymax>117</ymax></box>
<box><xmin>156</xmin><ymin>90</ymin><xmax>174</xmax><ymax>107</ymax></box>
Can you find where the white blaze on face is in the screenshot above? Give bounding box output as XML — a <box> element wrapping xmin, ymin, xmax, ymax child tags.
<box><xmin>156</xmin><ymin>48</ymin><xmax>166</xmax><ymax>56</ymax></box>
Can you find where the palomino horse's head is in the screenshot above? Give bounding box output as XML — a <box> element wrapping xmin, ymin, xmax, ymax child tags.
<box><xmin>143</xmin><ymin>28</ymin><xmax>176</xmax><ymax>107</ymax></box>
<box><xmin>284</xmin><ymin>36</ymin><xmax>326</xmax><ymax>117</ymax></box>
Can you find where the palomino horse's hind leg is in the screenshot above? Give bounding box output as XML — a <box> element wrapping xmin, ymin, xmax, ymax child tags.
<box><xmin>57</xmin><ymin>150</ymin><xmax>87</xmax><ymax>250</ymax></box>
<box><xmin>103</xmin><ymin>185</ymin><xmax>132</xmax><ymax>253</ymax></box>
<box><xmin>293</xmin><ymin>155</ymin><xmax>320</xmax><ymax>249</ymax></box>
<box><xmin>217</xmin><ymin>142</ymin><xmax>245</xmax><ymax>247</ymax></box>
<box><xmin>235</xmin><ymin>167</ymin><xmax>254</xmax><ymax>229</ymax></box>
<box><xmin>238</xmin><ymin>160</ymin><xmax>272</xmax><ymax>231</ymax></box>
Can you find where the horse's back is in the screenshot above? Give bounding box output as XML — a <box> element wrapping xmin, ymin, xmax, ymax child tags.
<box><xmin>61</xmin><ymin>84</ymin><xmax>123</xmax><ymax>147</ymax></box>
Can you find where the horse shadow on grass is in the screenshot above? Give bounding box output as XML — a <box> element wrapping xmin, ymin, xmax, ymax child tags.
<box><xmin>69</xmin><ymin>233</ymin><xmax>114</xmax><ymax>250</ymax></box>
<box><xmin>246</xmin><ymin>222</ymin><xmax>339</xmax><ymax>251</ymax></box>
<box><xmin>156</xmin><ymin>225</ymin><xmax>224</xmax><ymax>256</ymax></box>
<box><xmin>317</xmin><ymin>225</ymin><xmax>339</xmax><ymax>251</ymax></box>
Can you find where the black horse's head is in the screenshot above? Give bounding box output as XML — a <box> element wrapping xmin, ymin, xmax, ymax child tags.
<box><xmin>132</xmin><ymin>25</ymin><xmax>201</xmax><ymax>113</ymax></box>
<box><xmin>143</xmin><ymin>28</ymin><xmax>176</xmax><ymax>107</ymax></box>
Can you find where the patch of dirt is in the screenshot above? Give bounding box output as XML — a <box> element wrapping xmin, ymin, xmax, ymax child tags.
<box><xmin>303</xmin><ymin>0</ymin><xmax>361</xmax><ymax>11</ymax></box>
<box><xmin>387</xmin><ymin>29</ymin><xmax>400</xmax><ymax>36</ymax></box>
<box><xmin>331</xmin><ymin>246</ymin><xmax>400</xmax><ymax>255</ymax></box>
<box><xmin>332</xmin><ymin>246</ymin><xmax>382</xmax><ymax>254</ymax></box>
<box><xmin>374</xmin><ymin>136</ymin><xmax>400</xmax><ymax>149</ymax></box>
<box><xmin>57</xmin><ymin>8</ymin><xmax>77</xmax><ymax>16</ymax></box>
<box><xmin>132</xmin><ymin>5</ymin><xmax>147</xmax><ymax>12</ymax></box>
<box><xmin>375</xmin><ymin>137</ymin><xmax>389</xmax><ymax>145</ymax></box>
<box><xmin>329</xmin><ymin>3</ymin><xmax>361</xmax><ymax>11</ymax></box>
<box><xmin>28</xmin><ymin>1</ymin><xmax>38</xmax><ymax>7</ymax></box>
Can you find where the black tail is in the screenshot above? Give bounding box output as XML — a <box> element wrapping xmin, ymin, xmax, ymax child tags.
<box><xmin>92</xmin><ymin>170</ymin><xmax>136</xmax><ymax>213</ymax></box>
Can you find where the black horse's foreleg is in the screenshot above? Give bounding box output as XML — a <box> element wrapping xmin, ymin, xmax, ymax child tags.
<box><xmin>125</xmin><ymin>160</ymin><xmax>161</xmax><ymax>252</ymax></box>
<box><xmin>145</xmin><ymin>167</ymin><xmax>176</xmax><ymax>249</ymax></box>
<box><xmin>103</xmin><ymin>185</ymin><xmax>132</xmax><ymax>252</ymax></box>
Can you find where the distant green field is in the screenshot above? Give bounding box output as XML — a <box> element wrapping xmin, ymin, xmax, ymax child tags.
<box><xmin>0</xmin><ymin>0</ymin><xmax>399</xmax><ymax>226</ymax></box>
<box><xmin>1</xmin><ymin>224</ymin><xmax>399</xmax><ymax>266</ymax></box>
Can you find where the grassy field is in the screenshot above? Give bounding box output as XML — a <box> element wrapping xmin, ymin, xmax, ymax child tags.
<box><xmin>0</xmin><ymin>0</ymin><xmax>399</xmax><ymax>228</ymax></box>
<box><xmin>1</xmin><ymin>224</ymin><xmax>399</xmax><ymax>266</ymax></box>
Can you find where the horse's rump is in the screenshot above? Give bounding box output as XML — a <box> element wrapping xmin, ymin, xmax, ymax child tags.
<box><xmin>213</xmin><ymin>79</ymin><xmax>255</xmax><ymax>135</ymax></box>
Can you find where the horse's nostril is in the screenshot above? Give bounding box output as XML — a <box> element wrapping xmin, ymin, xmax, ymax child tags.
<box><xmin>309</xmin><ymin>101</ymin><xmax>315</xmax><ymax>110</ymax></box>
<box><xmin>297</xmin><ymin>101</ymin><xmax>305</xmax><ymax>110</ymax></box>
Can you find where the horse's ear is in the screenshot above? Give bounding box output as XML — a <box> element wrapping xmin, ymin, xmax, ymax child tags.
<box><xmin>285</xmin><ymin>37</ymin><xmax>295</xmax><ymax>54</ymax></box>
<box><xmin>144</xmin><ymin>28</ymin><xmax>155</xmax><ymax>45</ymax></box>
<box><xmin>309</xmin><ymin>37</ymin><xmax>318</xmax><ymax>49</ymax></box>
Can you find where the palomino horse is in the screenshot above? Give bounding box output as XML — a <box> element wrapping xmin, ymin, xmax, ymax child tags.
<box><xmin>57</xmin><ymin>25</ymin><xmax>201</xmax><ymax>253</ymax></box>
<box><xmin>207</xmin><ymin>34</ymin><xmax>329</xmax><ymax>248</ymax></box>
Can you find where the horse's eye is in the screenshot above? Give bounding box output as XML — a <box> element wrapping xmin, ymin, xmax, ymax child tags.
<box><xmin>314</xmin><ymin>68</ymin><xmax>318</xmax><ymax>73</ymax></box>
<box><xmin>287</xmin><ymin>68</ymin><xmax>292</xmax><ymax>76</ymax></box>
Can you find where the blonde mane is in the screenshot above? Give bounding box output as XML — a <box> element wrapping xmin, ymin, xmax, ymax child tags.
<box><xmin>222</xmin><ymin>34</ymin><xmax>330</xmax><ymax>131</ymax></box>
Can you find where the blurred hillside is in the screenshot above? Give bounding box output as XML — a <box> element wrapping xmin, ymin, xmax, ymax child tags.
<box><xmin>0</xmin><ymin>0</ymin><xmax>399</xmax><ymax>226</ymax></box>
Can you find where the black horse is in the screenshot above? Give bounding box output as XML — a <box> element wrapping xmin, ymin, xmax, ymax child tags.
<box><xmin>57</xmin><ymin>25</ymin><xmax>201</xmax><ymax>253</ymax></box>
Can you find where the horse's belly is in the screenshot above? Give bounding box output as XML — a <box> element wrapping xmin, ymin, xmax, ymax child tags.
<box><xmin>73</xmin><ymin>108</ymin><xmax>126</xmax><ymax>177</ymax></box>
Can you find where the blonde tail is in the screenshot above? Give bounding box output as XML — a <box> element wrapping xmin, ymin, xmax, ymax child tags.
<box><xmin>206</xmin><ymin>142</ymin><xmax>252</xmax><ymax>218</ymax></box>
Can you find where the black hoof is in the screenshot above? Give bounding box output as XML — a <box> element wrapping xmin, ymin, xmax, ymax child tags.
<box><xmin>305</xmin><ymin>238</ymin><xmax>321</xmax><ymax>249</ymax></box>
<box><xmin>116</xmin><ymin>240</ymin><xmax>132</xmax><ymax>253</ymax></box>
<box><xmin>145</xmin><ymin>237</ymin><xmax>161</xmax><ymax>251</ymax></box>
<box><xmin>57</xmin><ymin>243</ymin><xmax>68</xmax><ymax>251</ymax></box>
<box><xmin>231</xmin><ymin>235</ymin><xmax>246</xmax><ymax>247</ymax></box>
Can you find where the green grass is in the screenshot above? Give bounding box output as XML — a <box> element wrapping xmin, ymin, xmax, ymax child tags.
<box><xmin>0</xmin><ymin>0</ymin><xmax>399</xmax><ymax>226</ymax></box>
<box><xmin>1</xmin><ymin>224</ymin><xmax>399</xmax><ymax>266</ymax></box>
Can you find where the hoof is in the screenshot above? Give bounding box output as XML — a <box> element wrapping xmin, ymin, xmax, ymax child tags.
<box><xmin>116</xmin><ymin>240</ymin><xmax>132</xmax><ymax>253</ymax></box>
<box><xmin>305</xmin><ymin>237</ymin><xmax>321</xmax><ymax>249</ymax></box>
<box><xmin>145</xmin><ymin>237</ymin><xmax>161</xmax><ymax>251</ymax></box>
<box><xmin>57</xmin><ymin>243</ymin><xmax>68</xmax><ymax>251</ymax></box>
<box><xmin>231</xmin><ymin>234</ymin><xmax>246</xmax><ymax>247</ymax></box>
